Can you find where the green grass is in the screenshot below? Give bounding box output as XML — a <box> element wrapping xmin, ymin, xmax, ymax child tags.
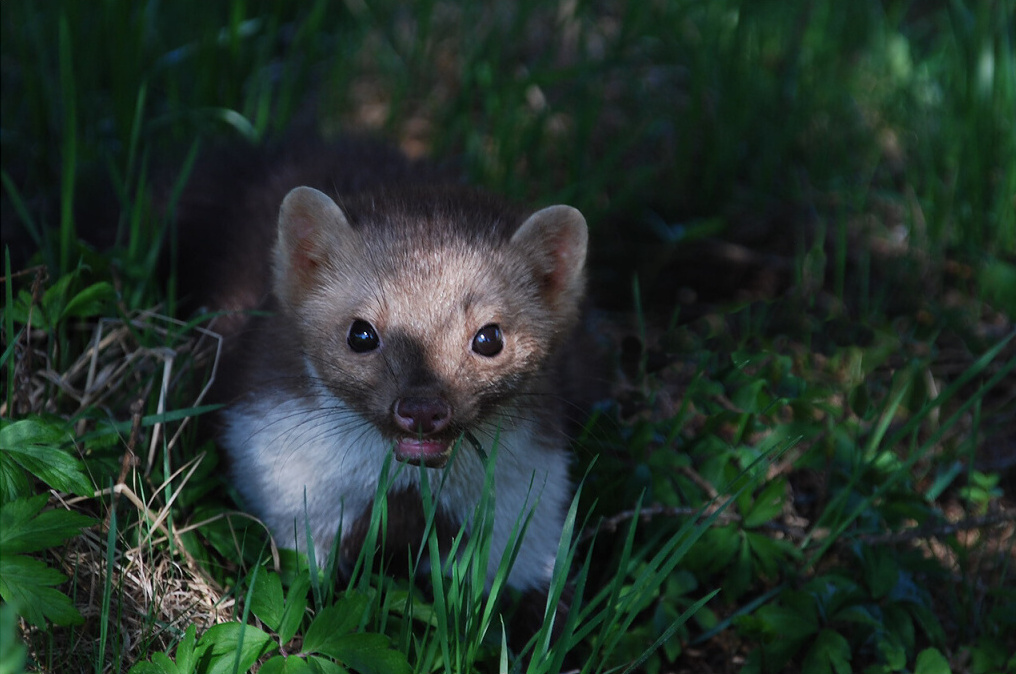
<box><xmin>2</xmin><ymin>1</ymin><xmax>1015</xmax><ymax>672</ymax></box>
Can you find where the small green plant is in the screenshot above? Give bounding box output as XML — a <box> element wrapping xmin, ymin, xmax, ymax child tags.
<box><xmin>0</xmin><ymin>492</ymin><xmax>96</xmax><ymax>627</ymax></box>
<box><xmin>959</xmin><ymin>471</ymin><xmax>1003</xmax><ymax>515</ymax></box>
<box><xmin>0</xmin><ymin>264</ymin><xmax>101</xmax><ymax>630</ymax></box>
<box><xmin>130</xmin><ymin>582</ymin><xmax>414</xmax><ymax>674</ymax></box>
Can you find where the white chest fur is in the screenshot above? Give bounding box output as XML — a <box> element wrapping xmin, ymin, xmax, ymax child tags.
<box><xmin>221</xmin><ymin>383</ymin><xmax>571</xmax><ymax>591</ymax></box>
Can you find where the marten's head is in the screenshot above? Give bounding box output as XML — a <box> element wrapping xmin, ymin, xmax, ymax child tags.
<box><xmin>270</xmin><ymin>185</ymin><xmax>588</xmax><ymax>467</ymax></box>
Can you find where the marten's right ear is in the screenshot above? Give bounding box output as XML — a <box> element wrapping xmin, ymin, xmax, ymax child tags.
<box><xmin>510</xmin><ymin>205</ymin><xmax>588</xmax><ymax>313</ymax></box>
<box><xmin>274</xmin><ymin>186</ymin><xmax>357</xmax><ymax>302</ymax></box>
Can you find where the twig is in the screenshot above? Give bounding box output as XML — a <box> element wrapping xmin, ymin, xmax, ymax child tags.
<box><xmin>856</xmin><ymin>511</ymin><xmax>1016</xmax><ymax>545</ymax></box>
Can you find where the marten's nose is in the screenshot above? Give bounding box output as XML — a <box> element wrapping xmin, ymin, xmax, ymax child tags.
<box><xmin>394</xmin><ymin>397</ymin><xmax>452</xmax><ymax>435</ymax></box>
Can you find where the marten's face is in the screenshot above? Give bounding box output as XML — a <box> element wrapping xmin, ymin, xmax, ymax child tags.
<box><xmin>272</xmin><ymin>186</ymin><xmax>587</xmax><ymax>467</ymax></box>
<box><xmin>296</xmin><ymin>236</ymin><xmax>558</xmax><ymax>467</ymax></box>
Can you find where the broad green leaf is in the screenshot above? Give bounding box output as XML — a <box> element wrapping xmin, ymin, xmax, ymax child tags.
<box><xmin>260</xmin><ymin>657</ymin><xmax>285</xmax><ymax>674</ymax></box>
<box><xmin>755</xmin><ymin>604</ymin><xmax>818</xmax><ymax>639</ymax></box>
<box><xmin>303</xmin><ymin>594</ymin><xmax>370</xmax><ymax>654</ymax></box>
<box><xmin>883</xmin><ymin>604</ymin><xmax>916</xmax><ymax>652</ymax></box>
<box><xmin>313</xmin><ymin>634</ymin><xmax>411</xmax><ymax>674</ymax></box>
<box><xmin>0</xmin><ymin>453</ymin><xmax>31</xmax><ymax>504</ymax></box>
<box><xmin>260</xmin><ymin>655</ymin><xmax>312</xmax><ymax>674</ymax></box>
<box><xmin>194</xmin><ymin>623</ymin><xmax>276</xmax><ymax>674</ymax></box>
<box><xmin>728</xmin><ymin>533</ymin><xmax>755</xmax><ymax>599</ymax></box>
<box><xmin>251</xmin><ymin>569</ymin><xmax>285</xmax><ymax>631</ymax></box>
<box><xmin>279</xmin><ymin>575</ymin><xmax>311</xmax><ymax>644</ymax></box>
<box><xmin>744</xmin><ymin>478</ymin><xmax>785</xmax><ymax>528</ymax></box>
<box><xmin>9</xmin><ymin>290</ymin><xmax>35</xmax><ymax>326</ymax></box>
<box><xmin>0</xmin><ymin>418</ymin><xmax>69</xmax><ymax>447</ymax></box>
<box><xmin>731</xmin><ymin>377</ymin><xmax>768</xmax><ymax>414</ymax></box>
<box><xmin>781</xmin><ymin>589</ymin><xmax>822</xmax><ymax>621</ymax></box>
<box><xmin>0</xmin><ymin>419</ymin><xmax>92</xmax><ymax>496</ymax></box>
<box><xmin>8</xmin><ymin>273</ymin><xmax>73</xmax><ymax>329</ymax></box>
<box><xmin>2</xmin><ymin>443</ymin><xmax>93</xmax><ymax>497</ymax></box>
<box><xmin>129</xmin><ymin>662</ymin><xmax>177</xmax><ymax>674</ymax></box>
<box><xmin>307</xmin><ymin>656</ymin><xmax>350</xmax><ymax>674</ymax></box>
<box><xmin>60</xmin><ymin>281</ymin><xmax>115</xmax><ymax>319</ymax></box>
<box><xmin>151</xmin><ymin>653</ymin><xmax>182</xmax><ymax>674</ymax></box>
<box><xmin>913</xmin><ymin>648</ymin><xmax>951</xmax><ymax>674</ymax></box>
<box><xmin>979</xmin><ymin>257</ymin><xmax>1016</xmax><ymax>316</ymax></box>
<box><xmin>832</xmin><ymin>604</ymin><xmax>881</xmax><ymax>630</ymax></box>
<box><xmin>802</xmin><ymin>629</ymin><xmax>851</xmax><ymax>674</ymax></box>
<box><xmin>905</xmin><ymin>600</ymin><xmax>946</xmax><ymax>647</ymax></box>
<box><xmin>745</xmin><ymin>531</ymin><xmax>796</xmax><ymax>578</ymax></box>
<box><xmin>40</xmin><ymin>273</ymin><xmax>76</xmax><ymax>324</ymax></box>
<box><xmin>0</xmin><ymin>494</ymin><xmax>96</xmax><ymax>554</ymax></box>
<box><xmin>128</xmin><ymin>652</ymin><xmax>180</xmax><ymax>674</ymax></box>
<box><xmin>0</xmin><ymin>494</ymin><xmax>46</xmax><ymax>540</ymax></box>
<box><xmin>684</xmin><ymin>525</ymin><xmax>739</xmax><ymax>574</ymax></box>
<box><xmin>863</xmin><ymin>548</ymin><xmax>899</xmax><ymax>600</ymax></box>
<box><xmin>175</xmin><ymin>624</ymin><xmax>197</xmax><ymax>674</ymax></box>
<box><xmin>0</xmin><ymin>555</ymin><xmax>83</xmax><ymax>626</ymax></box>
<box><xmin>877</xmin><ymin>637</ymin><xmax>907</xmax><ymax>671</ymax></box>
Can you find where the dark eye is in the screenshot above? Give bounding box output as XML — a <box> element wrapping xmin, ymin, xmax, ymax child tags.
<box><xmin>472</xmin><ymin>324</ymin><xmax>503</xmax><ymax>357</ymax></box>
<box><xmin>347</xmin><ymin>319</ymin><xmax>380</xmax><ymax>353</ymax></box>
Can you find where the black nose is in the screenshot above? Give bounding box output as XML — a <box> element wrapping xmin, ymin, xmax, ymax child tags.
<box><xmin>394</xmin><ymin>397</ymin><xmax>452</xmax><ymax>435</ymax></box>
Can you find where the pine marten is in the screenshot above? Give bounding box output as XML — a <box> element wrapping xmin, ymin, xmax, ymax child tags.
<box><xmin>172</xmin><ymin>136</ymin><xmax>587</xmax><ymax>617</ymax></box>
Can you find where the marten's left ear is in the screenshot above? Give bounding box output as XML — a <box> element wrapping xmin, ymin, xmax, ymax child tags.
<box><xmin>275</xmin><ymin>186</ymin><xmax>359</xmax><ymax>304</ymax></box>
<box><xmin>511</xmin><ymin>205</ymin><xmax>588</xmax><ymax>309</ymax></box>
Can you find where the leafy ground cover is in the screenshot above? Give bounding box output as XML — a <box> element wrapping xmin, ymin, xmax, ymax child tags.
<box><xmin>1</xmin><ymin>1</ymin><xmax>1014</xmax><ymax>672</ymax></box>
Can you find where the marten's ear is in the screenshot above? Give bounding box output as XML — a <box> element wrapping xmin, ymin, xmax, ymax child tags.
<box><xmin>274</xmin><ymin>186</ymin><xmax>357</xmax><ymax>302</ymax></box>
<box><xmin>510</xmin><ymin>205</ymin><xmax>588</xmax><ymax>310</ymax></box>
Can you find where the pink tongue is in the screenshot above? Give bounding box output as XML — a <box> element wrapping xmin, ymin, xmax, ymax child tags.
<box><xmin>395</xmin><ymin>439</ymin><xmax>451</xmax><ymax>467</ymax></box>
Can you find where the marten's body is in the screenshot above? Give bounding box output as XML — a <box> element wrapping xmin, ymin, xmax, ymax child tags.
<box><xmin>174</xmin><ymin>139</ymin><xmax>588</xmax><ymax>598</ymax></box>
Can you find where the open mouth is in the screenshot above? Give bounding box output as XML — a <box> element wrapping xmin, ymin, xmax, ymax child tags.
<box><xmin>394</xmin><ymin>437</ymin><xmax>453</xmax><ymax>468</ymax></box>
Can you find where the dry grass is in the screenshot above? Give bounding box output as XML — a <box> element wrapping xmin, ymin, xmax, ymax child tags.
<box><xmin>6</xmin><ymin>301</ymin><xmax>248</xmax><ymax>671</ymax></box>
<box><xmin>22</xmin><ymin>509</ymin><xmax>231</xmax><ymax>671</ymax></box>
